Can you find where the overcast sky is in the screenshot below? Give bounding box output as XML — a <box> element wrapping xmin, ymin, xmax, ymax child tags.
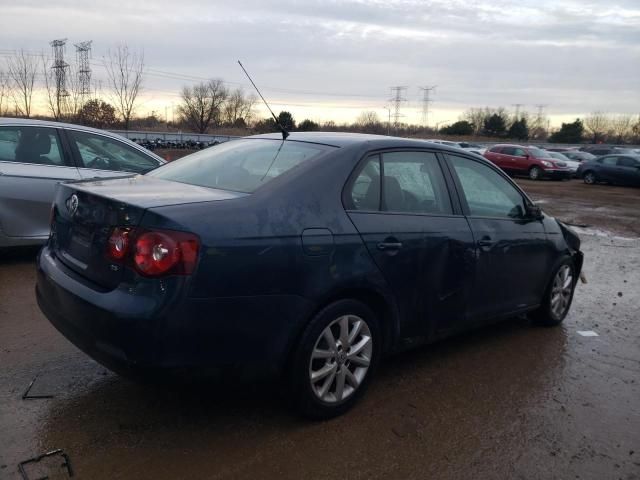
<box><xmin>1</xmin><ymin>0</ymin><xmax>639</xmax><ymax>126</ymax></box>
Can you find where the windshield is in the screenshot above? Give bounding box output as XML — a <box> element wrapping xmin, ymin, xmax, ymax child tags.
<box><xmin>529</xmin><ymin>147</ymin><xmax>552</xmax><ymax>159</ymax></box>
<box><xmin>148</xmin><ymin>139</ymin><xmax>335</xmax><ymax>193</ymax></box>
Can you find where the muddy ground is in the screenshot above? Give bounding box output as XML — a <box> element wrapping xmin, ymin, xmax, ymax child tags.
<box><xmin>0</xmin><ymin>181</ymin><xmax>639</xmax><ymax>480</ymax></box>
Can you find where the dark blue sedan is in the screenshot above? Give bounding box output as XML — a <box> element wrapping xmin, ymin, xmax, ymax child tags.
<box><xmin>37</xmin><ymin>132</ymin><xmax>584</xmax><ymax>418</ymax></box>
<box><xmin>577</xmin><ymin>154</ymin><xmax>640</xmax><ymax>187</ymax></box>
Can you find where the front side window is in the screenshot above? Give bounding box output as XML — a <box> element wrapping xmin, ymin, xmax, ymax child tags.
<box><xmin>0</xmin><ymin>126</ymin><xmax>67</xmax><ymax>166</ymax></box>
<box><xmin>448</xmin><ymin>155</ymin><xmax>527</xmax><ymax>219</ymax></box>
<box><xmin>68</xmin><ymin>130</ymin><xmax>160</xmax><ymax>174</ymax></box>
<box><xmin>149</xmin><ymin>139</ymin><xmax>335</xmax><ymax>193</ymax></box>
<box><xmin>600</xmin><ymin>156</ymin><xmax>617</xmax><ymax>166</ymax></box>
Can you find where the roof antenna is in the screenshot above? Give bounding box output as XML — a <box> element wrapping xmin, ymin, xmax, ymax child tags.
<box><xmin>238</xmin><ymin>60</ymin><xmax>289</xmax><ymax>140</ymax></box>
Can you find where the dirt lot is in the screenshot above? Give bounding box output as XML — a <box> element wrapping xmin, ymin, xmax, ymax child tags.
<box><xmin>1</xmin><ymin>180</ymin><xmax>639</xmax><ymax>480</ymax></box>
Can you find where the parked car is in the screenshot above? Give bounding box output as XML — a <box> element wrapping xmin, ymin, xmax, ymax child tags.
<box><xmin>457</xmin><ymin>142</ymin><xmax>486</xmax><ymax>155</ymax></box>
<box><xmin>545</xmin><ymin>147</ymin><xmax>578</xmax><ymax>153</ymax></box>
<box><xmin>483</xmin><ymin>144</ymin><xmax>573</xmax><ymax>180</ymax></box>
<box><xmin>37</xmin><ymin>132</ymin><xmax>584</xmax><ymax>418</ymax></box>
<box><xmin>560</xmin><ymin>151</ymin><xmax>596</xmax><ymax>163</ymax></box>
<box><xmin>577</xmin><ymin>154</ymin><xmax>640</xmax><ymax>187</ymax></box>
<box><xmin>579</xmin><ymin>145</ymin><xmax>635</xmax><ymax>156</ymax></box>
<box><xmin>547</xmin><ymin>152</ymin><xmax>580</xmax><ymax>176</ymax></box>
<box><xmin>0</xmin><ymin>118</ymin><xmax>165</xmax><ymax>248</ymax></box>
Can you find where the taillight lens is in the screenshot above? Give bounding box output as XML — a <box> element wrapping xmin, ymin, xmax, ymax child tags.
<box><xmin>133</xmin><ymin>230</ymin><xmax>199</xmax><ymax>276</ymax></box>
<box><xmin>106</xmin><ymin>227</ymin><xmax>200</xmax><ymax>277</ymax></box>
<box><xmin>107</xmin><ymin>227</ymin><xmax>131</xmax><ymax>260</ymax></box>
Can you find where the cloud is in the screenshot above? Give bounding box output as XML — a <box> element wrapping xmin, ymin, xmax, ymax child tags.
<box><xmin>0</xmin><ymin>0</ymin><xmax>638</xmax><ymax>122</ymax></box>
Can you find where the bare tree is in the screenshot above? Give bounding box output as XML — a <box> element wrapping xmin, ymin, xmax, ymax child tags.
<box><xmin>610</xmin><ymin>114</ymin><xmax>633</xmax><ymax>143</ymax></box>
<box><xmin>178</xmin><ymin>79</ymin><xmax>228</xmax><ymax>133</ymax></box>
<box><xmin>42</xmin><ymin>55</ymin><xmax>65</xmax><ymax>121</ymax></box>
<box><xmin>6</xmin><ymin>50</ymin><xmax>38</xmax><ymax>117</ymax></box>
<box><xmin>104</xmin><ymin>44</ymin><xmax>144</xmax><ymax>130</ymax></box>
<box><xmin>222</xmin><ymin>88</ymin><xmax>256</xmax><ymax>127</ymax></box>
<box><xmin>355</xmin><ymin>111</ymin><xmax>382</xmax><ymax>133</ymax></box>
<box><xmin>0</xmin><ymin>69</ymin><xmax>11</xmax><ymax>116</ymax></box>
<box><xmin>584</xmin><ymin>111</ymin><xmax>610</xmax><ymax>143</ymax></box>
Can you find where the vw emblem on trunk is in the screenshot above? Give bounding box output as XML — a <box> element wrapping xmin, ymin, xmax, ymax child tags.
<box><xmin>67</xmin><ymin>194</ymin><xmax>79</xmax><ymax>216</ymax></box>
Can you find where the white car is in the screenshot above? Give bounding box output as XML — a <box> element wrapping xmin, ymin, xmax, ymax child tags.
<box><xmin>548</xmin><ymin>151</ymin><xmax>580</xmax><ymax>176</ymax></box>
<box><xmin>425</xmin><ymin>139</ymin><xmax>486</xmax><ymax>156</ymax></box>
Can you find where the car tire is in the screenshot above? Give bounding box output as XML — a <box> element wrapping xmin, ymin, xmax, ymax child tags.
<box><xmin>583</xmin><ymin>171</ymin><xmax>597</xmax><ymax>185</ymax></box>
<box><xmin>289</xmin><ymin>299</ymin><xmax>381</xmax><ymax>419</ymax></box>
<box><xmin>529</xmin><ymin>166</ymin><xmax>542</xmax><ymax>180</ymax></box>
<box><xmin>531</xmin><ymin>259</ymin><xmax>577</xmax><ymax>327</ymax></box>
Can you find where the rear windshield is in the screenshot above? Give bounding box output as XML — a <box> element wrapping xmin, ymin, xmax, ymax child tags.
<box><xmin>147</xmin><ymin>139</ymin><xmax>335</xmax><ymax>193</ymax></box>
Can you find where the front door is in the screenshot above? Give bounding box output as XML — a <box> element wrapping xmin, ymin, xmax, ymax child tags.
<box><xmin>346</xmin><ymin>150</ymin><xmax>475</xmax><ymax>339</ymax></box>
<box><xmin>0</xmin><ymin>125</ymin><xmax>79</xmax><ymax>238</ymax></box>
<box><xmin>444</xmin><ymin>153</ymin><xmax>552</xmax><ymax>321</ymax></box>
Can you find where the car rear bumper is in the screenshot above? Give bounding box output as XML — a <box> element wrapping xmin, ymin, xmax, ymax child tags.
<box><xmin>37</xmin><ymin>246</ymin><xmax>313</xmax><ymax>377</ymax></box>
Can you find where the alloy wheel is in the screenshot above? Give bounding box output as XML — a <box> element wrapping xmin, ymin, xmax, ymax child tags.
<box><xmin>584</xmin><ymin>172</ymin><xmax>595</xmax><ymax>184</ymax></box>
<box><xmin>308</xmin><ymin>315</ymin><xmax>372</xmax><ymax>404</ymax></box>
<box><xmin>550</xmin><ymin>265</ymin><xmax>573</xmax><ymax>319</ymax></box>
<box><xmin>529</xmin><ymin>167</ymin><xmax>541</xmax><ymax>180</ymax></box>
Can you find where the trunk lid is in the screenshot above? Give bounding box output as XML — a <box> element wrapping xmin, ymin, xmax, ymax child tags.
<box><xmin>50</xmin><ymin>176</ymin><xmax>246</xmax><ymax>289</ymax></box>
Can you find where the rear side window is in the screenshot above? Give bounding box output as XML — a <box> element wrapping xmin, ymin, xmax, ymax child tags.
<box><xmin>448</xmin><ymin>155</ymin><xmax>527</xmax><ymax>219</ymax></box>
<box><xmin>348</xmin><ymin>151</ymin><xmax>452</xmax><ymax>215</ymax></box>
<box><xmin>68</xmin><ymin>130</ymin><xmax>160</xmax><ymax>174</ymax></box>
<box><xmin>0</xmin><ymin>126</ymin><xmax>67</xmax><ymax>166</ymax></box>
<box><xmin>617</xmin><ymin>157</ymin><xmax>638</xmax><ymax>167</ymax></box>
<box><xmin>149</xmin><ymin>139</ymin><xmax>334</xmax><ymax>193</ymax></box>
<box><xmin>489</xmin><ymin>146</ymin><xmax>503</xmax><ymax>153</ymax></box>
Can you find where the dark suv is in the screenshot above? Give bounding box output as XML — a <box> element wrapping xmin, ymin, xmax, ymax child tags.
<box><xmin>484</xmin><ymin>144</ymin><xmax>573</xmax><ymax>180</ymax></box>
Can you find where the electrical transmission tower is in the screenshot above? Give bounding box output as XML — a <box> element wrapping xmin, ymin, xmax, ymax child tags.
<box><xmin>534</xmin><ymin>104</ymin><xmax>548</xmax><ymax>129</ymax></box>
<box><xmin>389</xmin><ymin>86</ymin><xmax>408</xmax><ymax>129</ymax></box>
<box><xmin>50</xmin><ymin>39</ymin><xmax>70</xmax><ymax>113</ymax></box>
<box><xmin>511</xmin><ymin>103</ymin><xmax>524</xmax><ymax>119</ymax></box>
<box><xmin>419</xmin><ymin>86</ymin><xmax>437</xmax><ymax>127</ymax></box>
<box><xmin>74</xmin><ymin>41</ymin><xmax>92</xmax><ymax>98</ymax></box>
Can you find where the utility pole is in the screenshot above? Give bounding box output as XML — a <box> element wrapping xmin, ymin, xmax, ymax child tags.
<box><xmin>50</xmin><ymin>39</ymin><xmax>70</xmax><ymax>117</ymax></box>
<box><xmin>383</xmin><ymin>106</ymin><xmax>391</xmax><ymax>135</ymax></box>
<box><xmin>389</xmin><ymin>86</ymin><xmax>408</xmax><ymax>131</ymax></box>
<box><xmin>419</xmin><ymin>85</ymin><xmax>437</xmax><ymax>128</ymax></box>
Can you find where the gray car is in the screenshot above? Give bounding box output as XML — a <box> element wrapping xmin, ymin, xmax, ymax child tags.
<box><xmin>0</xmin><ymin>118</ymin><xmax>165</xmax><ymax>247</ymax></box>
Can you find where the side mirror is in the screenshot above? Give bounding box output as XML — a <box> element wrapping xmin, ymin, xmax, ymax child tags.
<box><xmin>527</xmin><ymin>204</ymin><xmax>543</xmax><ymax>220</ymax></box>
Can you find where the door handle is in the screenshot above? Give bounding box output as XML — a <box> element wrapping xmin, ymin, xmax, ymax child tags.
<box><xmin>477</xmin><ymin>237</ymin><xmax>494</xmax><ymax>248</ymax></box>
<box><xmin>377</xmin><ymin>242</ymin><xmax>403</xmax><ymax>251</ymax></box>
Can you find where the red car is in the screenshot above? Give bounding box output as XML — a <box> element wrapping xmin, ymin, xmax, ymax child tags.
<box><xmin>484</xmin><ymin>144</ymin><xmax>573</xmax><ymax>180</ymax></box>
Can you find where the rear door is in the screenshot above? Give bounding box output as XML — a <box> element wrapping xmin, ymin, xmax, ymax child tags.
<box><xmin>345</xmin><ymin>150</ymin><xmax>475</xmax><ymax>338</ymax></box>
<box><xmin>615</xmin><ymin>156</ymin><xmax>640</xmax><ymax>186</ymax></box>
<box><xmin>444</xmin><ymin>154</ymin><xmax>552</xmax><ymax>321</ymax></box>
<box><xmin>596</xmin><ymin>156</ymin><xmax>619</xmax><ymax>183</ymax></box>
<box><xmin>63</xmin><ymin>129</ymin><xmax>163</xmax><ymax>179</ymax></box>
<box><xmin>0</xmin><ymin>125</ymin><xmax>80</xmax><ymax>238</ymax></box>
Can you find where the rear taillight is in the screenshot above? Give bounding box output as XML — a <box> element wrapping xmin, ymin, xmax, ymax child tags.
<box><xmin>107</xmin><ymin>227</ymin><xmax>131</xmax><ymax>260</ymax></box>
<box><xmin>106</xmin><ymin>227</ymin><xmax>200</xmax><ymax>277</ymax></box>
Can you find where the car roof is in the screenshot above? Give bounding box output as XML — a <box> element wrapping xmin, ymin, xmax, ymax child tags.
<box><xmin>0</xmin><ymin>117</ymin><xmax>127</xmax><ymax>137</ymax></box>
<box><xmin>248</xmin><ymin>131</ymin><xmax>468</xmax><ymax>151</ymax></box>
